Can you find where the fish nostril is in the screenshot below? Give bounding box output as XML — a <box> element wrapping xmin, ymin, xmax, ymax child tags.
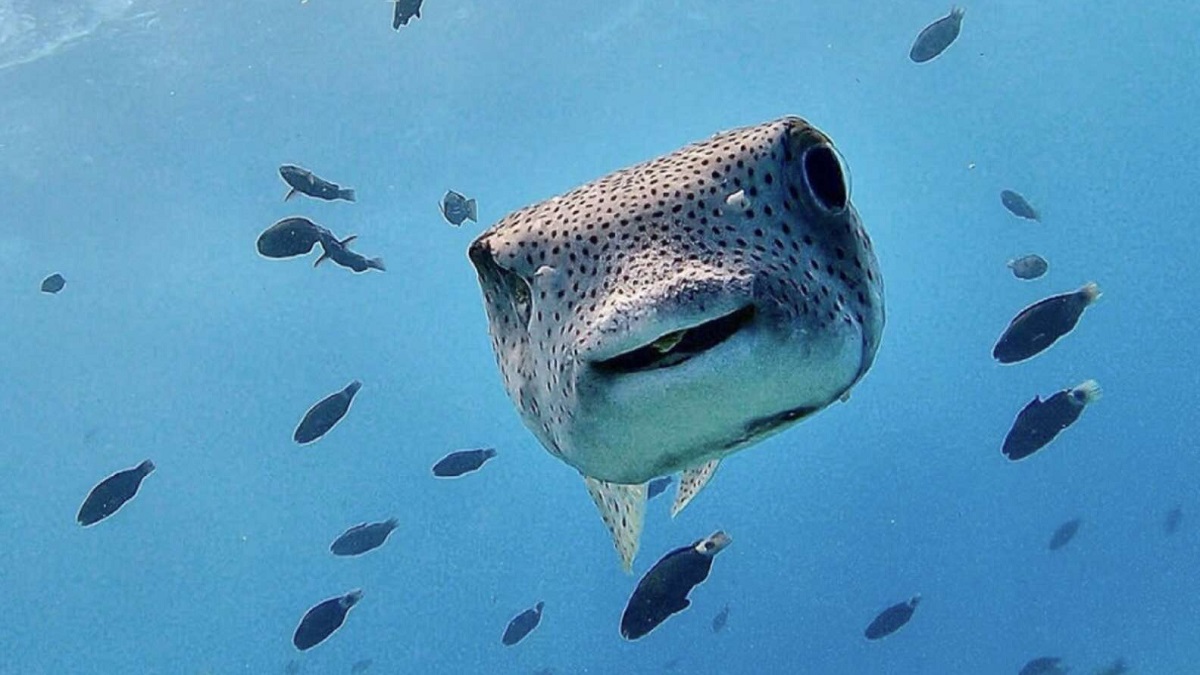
<box><xmin>802</xmin><ymin>145</ymin><xmax>848</xmax><ymax>213</ymax></box>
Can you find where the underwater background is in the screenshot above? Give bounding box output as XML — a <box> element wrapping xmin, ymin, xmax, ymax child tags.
<box><xmin>1</xmin><ymin>0</ymin><xmax>1197</xmax><ymax>672</ymax></box>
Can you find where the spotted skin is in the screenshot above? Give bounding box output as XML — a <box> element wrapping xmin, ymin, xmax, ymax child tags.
<box><xmin>468</xmin><ymin>116</ymin><xmax>885</xmax><ymax>570</ymax></box>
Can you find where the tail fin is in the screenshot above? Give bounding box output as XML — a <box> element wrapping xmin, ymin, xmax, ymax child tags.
<box><xmin>467</xmin><ymin>198</ymin><xmax>478</xmax><ymax>222</ymax></box>
<box><xmin>1071</xmin><ymin>379</ymin><xmax>1102</xmax><ymax>405</ymax></box>
<box><xmin>340</xmin><ymin>188</ymin><xmax>356</xmax><ymax>202</ymax></box>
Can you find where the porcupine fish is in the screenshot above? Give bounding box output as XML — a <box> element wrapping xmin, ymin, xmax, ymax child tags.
<box><xmin>467</xmin><ymin>116</ymin><xmax>886</xmax><ymax>571</ymax></box>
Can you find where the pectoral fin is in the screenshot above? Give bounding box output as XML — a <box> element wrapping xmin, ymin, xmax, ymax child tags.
<box><xmin>584</xmin><ymin>477</ymin><xmax>646</xmax><ymax>573</ymax></box>
<box><xmin>671</xmin><ymin>459</ymin><xmax>720</xmax><ymax>518</ymax></box>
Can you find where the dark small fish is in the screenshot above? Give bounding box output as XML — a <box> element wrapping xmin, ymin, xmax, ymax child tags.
<box><xmin>294</xmin><ymin>381</ymin><xmax>363</xmax><ymax>445</ymax></box>
<box><xmin>257</xmin><ymin>217</ymin><xmax>332</xmax><ymax>259</ymax></box>
<box><xmin>1001</xmin><ymin>189</ymin><xmax>1040</xmax><ymax>221</ymax></box>
<box><xmin>1002</xmin><ymin>380</ymin><xmax>1101</xmax><ymax>461</ymax></box>
<box><xmin>501</xmin><ymin>601</ymin><xmax>545</xmax><ymax>646</ymax></box>
<box><xmin>711</xmin><ymin>603</ymin><xmax>730</xmax><ymax>633</ymax></box>
<box><xmin>280</xmin><ymin>164</ymin><xmax>356</xmax><ymax>202</ymax></box>
<box><xmin>1165</xmin><ymin>505</ymin><xmax>1183</xmax><ymax>535</ymax></box>
<box><xmin>350</xmin><ymin>658</ymin><xmax>373</xmax><ymax>673</ymax></box>
<box><xmin>331</xmin><ymin>518</ymin><xmax>399</xmax><ymax>557</ymax></box>
<box><xmin>909</xmin><ymin>7</ymin><xmax>964</xmax><ymax>63</ymax></box>
<box><xmin>77</xmin><ymin>460</ymin><xmax>156</xmax><ymax>526</ymax></box>
<box><xmin>1019</xmin><ymin>656</ymin><xmax>1067</xmax><ymax>675</ymax></box>
<box><xmin>440</xmin><ymin>190</ymin><xmax>478</xmax><ymax>226</ymax></box>
<box><xmin>992</xmin><ymin>282</ymin><xmax>1101</xmax><ymax>364</ymax></box>
<box><xmin>1007</xmin><ymin>254</ymin><xmax>1049</xmax><ymax>281</ymax></box>
<box><xmin>620</xmin><ymin>531</ymin><xmax>732</xmax><ymax>641</ymax></box>
<box><xmin>392</xmin><ymin>0</ymin><xmax>423</xmax><ymax>30</ymax></box>
<box><xmin>432</xmin><ymin>448</ymin><xmax>497</xmax><ymax>478</ymax></box>
<box><xmin>41</xmin><ymin>273</ymin><xmax>65</xmax><ymax>294</ymax></box>
<box><xmin>284</xmin><ymin>659</ymin><xmax>301</xmax><ymax>675</ymax></box>
<box><xmin>864</xmin><ymin>595</ymin><xmax>920</xmax><ymax>640</ymax></box>
<box><xmin>293</xmin><ymin>589</ymin><xmax>363</xmax><ymax>651</ymax></box>
<box><xmin>646</xmin><ymin>476</ymin><xmax>673</xmax><ymax>501</ymax></box>
<box><xmin>1049</xmin><ymin>518</ymin><xmax>1083</xmax><ymax>551</ymax></box>
<box><xmin>315</xmin><ymin>234</ymin><xmax>386</xmax><ymax>273</ymax></box>
<box><xmin>1095</xmin><ymin>657</ymin><xmax>1129</xmax><ymax>675</ymax></box>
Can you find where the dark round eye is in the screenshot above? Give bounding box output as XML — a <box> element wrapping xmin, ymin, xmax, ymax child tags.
<box><xmin>803</xmin><ymin>144</ymin><xmax>848</xmax><ymax>212</ymax></box>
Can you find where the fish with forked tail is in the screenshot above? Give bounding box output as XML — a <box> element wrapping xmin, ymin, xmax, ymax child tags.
<box><xmin>315</xmin><ymin>233</ymin><xmax>386</xmax><ymax>273</ymax></box>
<box><xmin>280</xmin><ymin>164</ymin><xmax>356</xmax><ymax>203</ymax></box>
<box><xmin>467</xmin><ymin>116</ymin><xmax>885</xmax><ymax>571</ymax></box>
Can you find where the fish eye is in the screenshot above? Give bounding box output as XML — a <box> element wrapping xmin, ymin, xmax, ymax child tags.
<box><xmin>802</xmin><ymin>144</ymin><xmax>850</xmax><ymax>213</ymax></box>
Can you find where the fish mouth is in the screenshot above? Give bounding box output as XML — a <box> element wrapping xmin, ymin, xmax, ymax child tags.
<box><xmin>592</xmin><ymin>305</ymin><xmax>756</xmax><ymax>375</ymax></box>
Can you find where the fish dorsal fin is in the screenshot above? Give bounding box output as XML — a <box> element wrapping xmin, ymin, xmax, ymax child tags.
<box><xmin>339</xmin><ymin>235</ymin><xmax>357</xmax><ymax>246</ymax></box>
<box><xmin>314</xmin><ymin>250</ymin><xmax>330</xmax><ymax>267</ymax></box>
<box><xmin>583</xmin><ymin>477</ymin><xmax>646</xmax><ymax>573</ymax></box>
<box><xmin>671</xmin><ymin>459</ymin><xmax>720</xmax><ymax>518</ymax></box>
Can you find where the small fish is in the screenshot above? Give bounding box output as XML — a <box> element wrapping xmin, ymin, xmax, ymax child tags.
<box><xmin>280</xmin><ymin>164</ymin><xmax>356</xmax><ymax>202</ymax></box>
<box><xmin>257</xmin><ymin>217</ymin><xmax>333</xmax><ymax>259</ymax></box>
<box><xmin>77</xmin><ymin>460</ymin><xmax>156</xmax><ymax>526</ymax></box>
<box><xmin>432</xmin><ymin>448</ymin><xmax>497</xmax><ymax>477</ymax></box>
<box><xmin>1000</xmin><ymin>189</ymin><xmax>1040</xmax><ymax>221</ymax></box>
<box><xmin>330</xmin><ymin>518</ymin><xmax>398</xmax><ymax>557</ymax></box>
<box><xmin>1095</xmin><ymin>657</ymin><xmax>1129</xmax><ymax>675</ymax></box>
<box><xmin>1049</xmin><ymin>518</ymin><xmax>1083</xmax><ymax>551</ymax></box>
<box><xmin>392</xmin><ymin>0</ymin><xmax>423</xmax><ymax>30</ymax></box>
<box><xmin>293</xmin><ymin>589</ymin><xmax>363</xmax><ymax>651</ymax></box>
<box><xmin>1019</xmin><ymin>656</ymin><xmax>1067</xmax><ymax>675</ymax></box>
<box><xmin>1164</xmin><ymin>505</ymin><xmax>1183</xmax><ymax>535</ymax></box>
<box><xmin>1002</xmin><ymin>380</ymin><xmax>1101</xmax><ymax>461</ymax></box>
<box><xmin>314</xmin><ymin>234</ymin><xmax>386</xmax><ymax>273</ymax></box>
<box><xmin>501</xmin><ymin>601</ymin><xmax>545</xmax><ymax>646</ymax></box>
<box><xmin>1007</xmin><ymin>254</ymin><xmax>1048</xmax><ymax>281</ymax></box>
<box><xmin>646</xmin><ymin>476</ymin><xmax>673</xmax><ymax>501</ymax></box>
<box><xmin>909</xmin><ymin>7</ymin><xmax>964</xmax><ymax>63</ymax></box>
<box><xmin>864</xmin><ymin>595</ymin><xmax>920</xmax><ymax>640</ymax></box>
<box><xmin>294</xmin><ymin>381</ymin><xmax>362</xmax><ymax>445</ymax></box>
<box><xmin>350</xmin><ymin>658</ymin><xmax>373</xmax><ymax>673</ymax></box>
<box><xmin>40</xmin><ymin>273</ymin><xmax>65</xmax><ymax>294</ymax></box>
<box><xmin>440</xmin><ymin>190</ymin><xmax>478</xmax><ymax>226</ymax></box>
<box><xmin>620</xmin><ymin>531</ymin><xmax>732</xmax><ymax>640</ymax></box>
<box><xmin>992</xmin><ymin>282</ymin><xmax>1101</xmax><ymax>364</ymax></box>
<box><xmin>711</xmin><ymin>603</ymin><xmax>730</xmax><ymax>633</ymax></box>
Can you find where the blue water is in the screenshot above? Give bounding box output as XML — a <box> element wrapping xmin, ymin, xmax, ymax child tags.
<box><xmin>1</xmin><ymin>1</ymin><xmax>1197</xmax><ymax>673</ymax></box>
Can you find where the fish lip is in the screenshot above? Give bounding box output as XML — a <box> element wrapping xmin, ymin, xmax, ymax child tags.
<box><xmin>589</xmin><ymin>305</ymin><xmax>756</xmax><ymax>375</ymax></box>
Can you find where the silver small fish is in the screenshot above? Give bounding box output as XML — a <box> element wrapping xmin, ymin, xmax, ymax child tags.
<box><xmin>910</xmin><ymin>7</ymin><xmax>964</xmax><ymax>63</ymax></box>
<box><xmin>1007</xmin><ymin>254</ymin><xmax>1048</xmax><ymax>280</ymax></box>
<box><xmin>440</xmin><ymin>190</ymin><xmax>478</xmax><ymax>226</ymax></box>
